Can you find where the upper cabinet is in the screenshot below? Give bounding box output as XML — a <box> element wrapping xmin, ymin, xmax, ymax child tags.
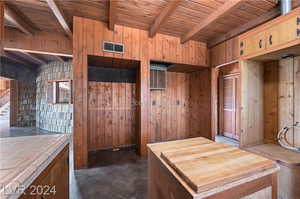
<box><xmin>239</xmin><ymin>8</ymin><xmax>300</xmax><ymax>59</ymax></box>
<box><xmin>210</xmin><ymin>37</ymin><xmax>238</xmax><ymax>67</ymax></box>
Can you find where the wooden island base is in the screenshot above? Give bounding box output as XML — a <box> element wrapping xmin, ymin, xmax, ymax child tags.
<box><xmin>148</xmin><ymin>138</ymin><xmax>279</xmax><ymax>199</ymax></box>
<box><xmin>20</xmin><ymin>145</ymin><xmax>69</xmax><ymax>199</ymax></box>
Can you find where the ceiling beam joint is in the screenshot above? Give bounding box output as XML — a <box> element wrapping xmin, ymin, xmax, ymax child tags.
<box><xmin>149</xmin><ymin>0</ymin><xmax>182</xmax><ymax>38</ymax></box>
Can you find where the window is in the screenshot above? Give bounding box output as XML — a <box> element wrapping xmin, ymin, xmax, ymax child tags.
<box><xmin>47</xmin><ymin>80</ymin><xmax>72</xmax><ymax>104</ymax></box>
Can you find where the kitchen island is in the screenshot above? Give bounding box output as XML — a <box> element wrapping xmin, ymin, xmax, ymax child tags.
<box><xmin>147</xmin><ymin>137</ymin><xmax>279</xmax><ymax>199</ymax></box>
<box><xmin>0</xmin><ymin>134</ymin><xmax>70</xmax><ymax>199</ymax></box>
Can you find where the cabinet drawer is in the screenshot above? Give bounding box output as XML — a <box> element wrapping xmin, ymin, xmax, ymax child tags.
<box><xmin>266</xmin><ymin>16</ymin><xmax>300</xmax><ymax>49</ymax></box>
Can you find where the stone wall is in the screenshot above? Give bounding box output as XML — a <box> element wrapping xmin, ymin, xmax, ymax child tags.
<box><xmin>36</xmin><ymin>61</ymin><xmax>73</xmax><ymax>133</ymax></box>
<box><xmin>16</xmin><ymin>81</ymin><xmax>36</xmax><ymax>126</ymax></box>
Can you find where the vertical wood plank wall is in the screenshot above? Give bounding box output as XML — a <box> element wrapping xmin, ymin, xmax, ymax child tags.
<box><xmin>73</xmin><ymin>16</ymin><xmax>209</xmax><ymax>169</ymax></box>
<box><xmin>0</xmin><ymin>1</ymin><xmax>4</xmax><ymax>56</ymax></box>
<box><xmin>190</xmin><ymin>69</ymin><xmax>212</xmax><ymax>139</ymax></box>
<box><xmin>240</xmin><ymin>60</ymin><xmax>264</xmax><ymax>147</ymax></box>
<box><xmin>263</xmin><ymin>61</ymin><xmax>279</xmax><ymax>144</ymax></box>
<box><xmin>150</xmin><ymin>72</ymin><xmax>190</xmax><ymax>143</ymax></box>
<box><xmin>88</xmin><ymin>82</ymin><xmax>136</xmax><ymax>151</ymax></box>
<box><xmin>294</xmin><ymin>57</ymin><xmax>300</xmax><ymax>147</ymax></box>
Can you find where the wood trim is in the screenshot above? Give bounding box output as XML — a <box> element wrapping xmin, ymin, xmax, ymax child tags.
<box><xmin>46</xmin><ymin>0</ymin><xmax>72</xmax><ymax>39</ymax></box>
<box><xmin>216</xmin><ymin>60</ymin><xmax>239</xmax><ymax>69</ymax></box>
<box><xmin>149</xmin><ymin>0</ymin><xmax>182</xmax><ymax>38</ymax></box>
<box><xmin>109</xmin><ymin>0</ymin><xmax>117</xmax><ymax>30</ymax></box>
<box><xmin>4</xmin><ymin>4</ymin><xmax>33</xmax><ymax>35</ymax></box>
<box><xmin>208</xmin><ymin>7</ymin><xmax>280</xmax><ymax>48</ymax></box>
<box><xmin>181</xmin><ymin>0</ymin><xmax>245</xmax><ymax>44</ymax></box>
<box><xmin>205</xmin><ymin>174</ymin><xmax>275</xmax><ymax>199</ymax></box>
<box><xmin>0</xmin><ymin>1</ymin><xmax>4</xmax><ymax>56</ymax></box>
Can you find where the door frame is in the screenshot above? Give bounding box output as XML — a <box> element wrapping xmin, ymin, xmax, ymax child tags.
<box><xmin>219</xmin><ymin>72</ymin><xmax>240</xmax><ymax>140</ymax></box>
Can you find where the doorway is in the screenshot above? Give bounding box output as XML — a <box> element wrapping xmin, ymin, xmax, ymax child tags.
<box><xmin>0</xmin><ymin>77</ymin><xmax>10</xmax><ymax>132</ymax></box>
<box><xmin>219</xmin><ymin>73</ymin><xmax>240</xmax><ymax>140</ymax></box>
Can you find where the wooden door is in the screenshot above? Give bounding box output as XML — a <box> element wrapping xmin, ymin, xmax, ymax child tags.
<box><xmin>219</xmin><ymin>74</ymin><xmax>240</xmax><ymax>140</ymax></box>
<box><xmin>266</xmin><ymin>16</ymin><xmax>299</xmax><ymax>49</ymax></box>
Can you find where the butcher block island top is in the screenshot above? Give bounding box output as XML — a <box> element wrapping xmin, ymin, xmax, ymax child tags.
<box><xmin>148</xmin><ymin>137</ymin><xmax>280</xmax><ymax>199</ymax></box>
<box><xmin>0</xmin><ymin>134</ymin><xmax>70</xmax><ymax>199</ymax></box>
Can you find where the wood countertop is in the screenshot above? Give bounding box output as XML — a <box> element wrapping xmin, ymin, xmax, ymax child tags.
<box><xmin>0</xmin><ymin>134</ymin><xmax>71</xmax><ymax>199</ymax></box>
<box><xmin>245</xmin><ymin>143</ymin><xmax>300</xmax><ymax>167</ymax></box>
<box><xmin>148</xmin><ymin>137</ymin><xmax>280</xmax><ymax>198</ymax></box>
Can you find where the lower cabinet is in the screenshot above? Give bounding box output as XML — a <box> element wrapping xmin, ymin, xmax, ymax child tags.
<box><xmin>20</xmin><ymin>145</ymin><xmax>69</xmax><ymax>199</ymax></box>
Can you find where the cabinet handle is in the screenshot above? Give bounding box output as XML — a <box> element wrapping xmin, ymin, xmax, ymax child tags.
<box><xmin>297</xmin><ymin>17</ymin><xmax>300</xmax><ymax>25</ymax></box>
<box><xmin>297</xmin><ymin>29</ymin><xmax>300</xmax><ymax>36</ymax></box>
<box><xmin>269</xmin><ymin>35</ymin><xmax>273</xmax><ymax>45</ymax></box>
<box><xmin>240</xmin><ymin>50</ymin><xmax>244</xmax><ymax>56</ymax></box>
<box><xmin>259</xmin><ymin>39</ymin><xmax>262</xmax><ymax>48</ymax></box>
<box><xmin>240</xmin><ymin>41</ymin><xmax>244</xmax><ymax>47</ymax></box>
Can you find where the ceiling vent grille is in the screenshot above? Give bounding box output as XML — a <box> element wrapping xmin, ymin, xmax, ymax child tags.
<box><xmin>103</xmin><ymin>41</ymin><xmax>125</xmax><ymax>53</ymax></box>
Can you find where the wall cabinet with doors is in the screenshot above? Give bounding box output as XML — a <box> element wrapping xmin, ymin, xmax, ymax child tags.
<box><xmin>239</xmin><ymin>7</ymin><xmax>300</xmax><ymax>59</ymax></box>
<box><xmin>210</xmin><ymin>37</ymin><xmax>238</xmax><ymax>67</ymax></box>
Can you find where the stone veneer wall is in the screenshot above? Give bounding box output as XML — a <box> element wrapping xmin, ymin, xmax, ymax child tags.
<box><xmin>16</xmin><ymin>81</ymin><xmax>36</xmax><ymax>126</ymax></box>
<box><xmin>36</xmin><ymin>61</ymin><xmax>73</xmax><ymax>133</ymax></box>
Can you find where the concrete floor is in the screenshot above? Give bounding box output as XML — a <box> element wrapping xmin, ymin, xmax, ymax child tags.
<box><xmin>70</xmin><ymin>147</ymin><xmax>148</xmax><ymax>199</ymax></box>
<box><xmin>215</xmin><ymin>135</ymin><xmax>239</xmax><ymax>147</ymax></box>
<box><xmin>0</xmin><ymin>102</ymin><xmax>57</xmax><ymax>138</ymax></box>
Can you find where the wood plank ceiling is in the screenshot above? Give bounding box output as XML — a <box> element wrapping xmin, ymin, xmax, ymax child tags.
<box><xmin>4</xmin><ymin>0</ymin><xmax>279</xmax><ymax>45</ymax></box>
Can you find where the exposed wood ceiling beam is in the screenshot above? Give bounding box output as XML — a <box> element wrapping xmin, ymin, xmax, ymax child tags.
<box><xmin>54</xmin><ymin>55</ymin><xmax>65</xmax><ymax>62</ymax></box>
<box><xmin>0</xmin><ymin>1</ymin><xmax>4</xmax><ymax>56</ymax></box>
<box><xmin>208</xmin><ymin>7</ymin><xmax>280</xmax><ymax>48</ymax></box>
<box><xmin>4</xmin><ymin>5</ymin><xmax>34</xmax><ymax>36</ymax></box>
<box><xmin>149</xmin><ymin>0</ymin><xmax>182</xmax><ymax>37</ymax></box>
<box><xmin>46</xmin><ymin>0</ymin><xmax>72</xmax><ymax>39</ymax></box>
<box><xmin>181</xmin><ymin>0</ymin><xmax>245</xmax><ymax>44</ymax></box>
<box><xmin>4</xmin><ymin>51</ymin><xmax>37</xmax><ymax>70</ymax></box>
<box><xmin>4</xmin><ymin>27</ymin><xmax>73</xmax><ymax>57</ymax></box>
<box><xmin>109</xmin><ymin>0</ymin><xmax>117</xmax><ymax>30</ymax></box>
<box><xmin>21</xmin><ymin>52</ymin><xmax>47</xmax><ymax>65</ymax></box>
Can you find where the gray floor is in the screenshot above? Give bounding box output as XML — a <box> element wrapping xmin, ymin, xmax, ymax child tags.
<box><xmin>0</xmin><ymin>102</ymin><xmax>57</xmax><ymax>138</ymax></box>
<box><xmin>215</xmin><ymin>135</ymin><xmax>239</xmax><ymax>147</ymax></box>
<box><xmin>70</xmin><ymin>147</ymin><xmax>148</xmax><ymax>199</ymax></box>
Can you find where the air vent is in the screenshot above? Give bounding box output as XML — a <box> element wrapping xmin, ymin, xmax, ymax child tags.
<box><xmin>103</xmin><ymin>41</ymin><xmax>125</xmax><ymax>53</ymax></box>
<box><xmin>150</xmin><ymin>62</ymin><xmax>168</xmax><ymax>90</ymax></box>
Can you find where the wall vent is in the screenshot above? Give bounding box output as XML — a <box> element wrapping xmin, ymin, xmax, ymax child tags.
<box><xmin>103</xmin><ymin>41</ymin><xmax>125</xmax><ymax>53</ymax></box>
<box><xmin>150</xmin><ymin>62</ymin><xmax>168</xmax><ymax>90</ymax></box>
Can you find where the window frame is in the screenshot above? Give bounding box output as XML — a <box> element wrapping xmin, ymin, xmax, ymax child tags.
<box><xmin>47</xmin><ymin>79</ymin><xmax>73</xmax><ymax>104</ymax></box>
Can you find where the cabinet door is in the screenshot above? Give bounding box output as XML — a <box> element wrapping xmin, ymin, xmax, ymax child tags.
<box><xmin>226</xmin><ymin>37</ymin><xmax>238</xmax><ymax>62</ymax></box>
<box><xmin>210</xmin><ymin>42</ymin><xmax>226</xmax><ymax>66</ymax></box>
<box><xmin>266</xmin><ymin>16</ymin><xmax>299</xmax><ymax>49</ymax></box>
<box><xmin>240</xmin><ymin>31</ymin><xmax>265</xmax><ymax>57</ymax></box>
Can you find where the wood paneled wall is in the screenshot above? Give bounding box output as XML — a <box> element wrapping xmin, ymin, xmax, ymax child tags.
<box><xmin>88</xmin><ymin>82</ymin><xmax>136</xmax><ymax>151</ymax></box>
<box><xmin>190</xmin><ymin>69</ymin><xmax>212</xmax><ymax>139</ymax></box>
<box><xmin>4</xmin><ymin>28</ymin><xmax>72</xmax><ymax>56</ymax></box>
<box><xmin>150</xmin><ymin>72</ymin><xmax>190</xmax><ymax>143</ymax></box>
<box><xmin>73</xmin><ymin>16</ymin><xmax>208</xmax><ymax>169</ymax></box>
<box><xmin>240</xmin><ymin>60</ymin><xmax>264</xmax><ymax>147</ymax></box>
<box><xmin>0</xmin><ymin>1</ymin><xmax>4</xmax><ymax>56</ymax></box>
<box><xmin>263</xmin><ymin>61</ymin><xmax>279</xmax><ymax>144</ymax></box>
